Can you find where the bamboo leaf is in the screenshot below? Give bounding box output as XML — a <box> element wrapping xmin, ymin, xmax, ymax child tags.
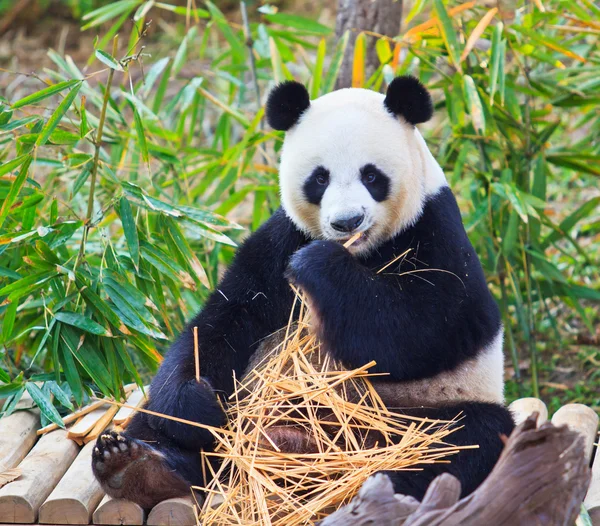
<box><xmin>264</xmin><ymin>13</ymin><xmax>331</xmax><ymax>34</ymax></box>
<box><xmin>269</xmin><ymin>37</ymin><xmax>285</xmax><ymax>84</ymax></box>
<box><xmin>35</xmin><ymin>82</ymin><xmax>82</xmax><ymax>147</ymax></box>
<box><xmin>95</xmin><ymin>50</ymin><xmax>124</xmax><ymax>71</ymax></box>
<box><xmin>132</xmin><ymin>105</ymin><xmax>149</xmax><ymax>167</ymax></box>
<box><xmin>513</xmin><ymin>26</ymin><xmax>586</xmax><ymax>63</ymax></box>
<box><xmin>461</xmin><ymin>8</ymin><xmax>498</xmax><ymax>62</ymax></box>
<box><xmin>434</xmin><ymin>0</ymin><xmax>462</xmax><ymax>72</ymax></box>
<box><xmin>81</xmin><ymin>0</ymin><xmax>139</xmax><ymax>30</ymax></box>
<box><xmin>352</xmin><ymin>32</ymin><xmax>366</xmax><ymax>88</ymax></box>
<box><xmin>0</xmin><ymin>156</ymin><xmax>32</xmax><ymax>229</ymax></box>
<box><xmin>310</xmin><ymin>38</ymin><xmax>326</xmax><ymax>99</ymax></box>
<box><xmin>11</xmin><ymin>80</ymin><xmax>81</xmax><ymax>109</ymax></box>
<box><xmin>26</xmin><ymin>383</ymin><xmax>65</xmax><ymax>429</ymax></box>
<box><xmin>1</xmin><ymin>301</ymin><xmax>17</xmax><ymax>344</ymax></box>
<box><xmin>323</xmin><ymin>31</ymin><xmax>349</xmax><ymax>93</ymax></box>
<box><xmin>47</xmin><ymin>381</ymin><xmax>74</xmax><ymax>411</ymax></box>
<box><xmin>463</xmin><ymin>75</ymin><xmax>486</xmax><ymax>134</ymax></box>
<box><xmin>118</xmin><ymin>197</ymin><xmax>140</xmax><ymax>268</ymax></box>
<box><xmin>54</xmin><ymin>311</ymin><xmax>110</xmax><ymax>336</ymax></box>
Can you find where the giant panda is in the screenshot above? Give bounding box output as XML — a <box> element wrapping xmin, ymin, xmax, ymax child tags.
<box><xmin>92</xmin><ymin>76</ymin><xmax>515</xmax><ymax>509</ymax></box>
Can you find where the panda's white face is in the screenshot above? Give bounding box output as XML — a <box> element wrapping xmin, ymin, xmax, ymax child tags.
<box><xmin>278</xmin><ymin>88</ymin><xmax>446</xmax><ymax>254</ymax></box>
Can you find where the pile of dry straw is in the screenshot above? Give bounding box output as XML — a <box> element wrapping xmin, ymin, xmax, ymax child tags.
<box><xmin>197</xmin><ymin>292</ymin><xmax>465</xmax><ymax>525</ymax></box>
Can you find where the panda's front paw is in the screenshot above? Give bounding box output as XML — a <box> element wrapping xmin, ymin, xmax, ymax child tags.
<box><xmin>286</xmin><ymin>240</ymin><xmax>349</xmax><ymax>289</ymax></box>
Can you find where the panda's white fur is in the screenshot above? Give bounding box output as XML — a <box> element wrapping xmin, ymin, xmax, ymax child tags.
<box><xmin>277</xmin><ymin>87</ymin><xmax>505</xmax><ymax>406</ymax></box>
<box><xmin>280</xmin><ymin>88</ymin><xmax>446</xmax><ymax>255</ymax></box>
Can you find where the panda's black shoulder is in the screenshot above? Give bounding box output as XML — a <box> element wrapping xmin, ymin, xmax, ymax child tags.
<box><xmin>370</xmin><ymin>186</ymin><xmax>475</xmax><ymax>267</ymax></box>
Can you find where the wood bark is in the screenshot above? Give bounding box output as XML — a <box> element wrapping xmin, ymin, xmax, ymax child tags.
<box><xmin>322</xmin><ymin>414</ymin><xmax>591</xmax><ymax>526</ymax></box>
<box><xmin>334</xmin><ymin>0</ymin><xmax>403</xmax><ymax>89</ymax></box>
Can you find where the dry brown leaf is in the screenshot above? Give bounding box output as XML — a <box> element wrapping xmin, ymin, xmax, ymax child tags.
<box><xmin>460</xmin><ymin>8</ymin><xmax>499</xmax><ymax>62</ymax></box>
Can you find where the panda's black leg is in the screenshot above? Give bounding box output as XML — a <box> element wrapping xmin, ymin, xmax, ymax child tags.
<box><xmin>380</xmin><ymin>402</ymin><xmax>514</xmax><ymax>501</ymax></box>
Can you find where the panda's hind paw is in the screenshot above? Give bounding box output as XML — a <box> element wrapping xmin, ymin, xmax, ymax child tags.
<box><xmin>92</xmin><ymin>431</ymin><xmax>148</xmax><ymax>487</ymax></box>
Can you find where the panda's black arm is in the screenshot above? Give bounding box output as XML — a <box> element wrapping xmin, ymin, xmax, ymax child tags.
<box><xmin>287</xmin><ymin>238</ymin><xmax>501</xmax><ymax>382</ymax></box>
<box><xmin>141</xmin><ymin>209</ymin><xmax>307</xmax><ymax>449</ymax></box>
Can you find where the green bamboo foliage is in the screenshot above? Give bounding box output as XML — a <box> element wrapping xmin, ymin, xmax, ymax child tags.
<box><xmin>1</xmin><ymin>1</ymin><xmax>599</xmax><ymax>423</ymax></box>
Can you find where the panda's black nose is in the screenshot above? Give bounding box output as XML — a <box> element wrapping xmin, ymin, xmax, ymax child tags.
<box><xmin>331</xmin><ymin>214</ymin><xmax>364</xmax><ymax>233</ymax></box>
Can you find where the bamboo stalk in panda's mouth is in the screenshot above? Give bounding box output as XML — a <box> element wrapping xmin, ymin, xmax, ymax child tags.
<box><xmin>343</xmin><ymin>231</ymin><xmax>363</xmax><ymax>248</ymax></box>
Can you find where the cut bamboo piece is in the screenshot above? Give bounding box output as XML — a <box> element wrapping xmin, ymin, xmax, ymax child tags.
<box><xmin>508</xmin><ymin>397</ymin><xmax>548</xmax><ymax>426</ymax></box>
<box><xmin>38</xmin><ymin>441</ymin><xmax>104</xmax><ymax>525</ymax></box>
<box><xmin>551</xmin><ymin>404</ymin><xmax>599</xmax><ymax>461</ymax></box>
<box><xmin>83</xmin><ymin>404</ymin><xmax>119</xmax><ymax>444</ymax></box>
<box><xmin>0</xmin><ymin>429</ymin><xmax>79</xmax><ymax>523</ymax></box>
<box><xmin>147</xmin><ymin>497</ymin><xmax>196</xmax><ymax>526</ymax></box>
<box><xmin>113</xmin><ymin>388</ymin><xmax>148</xmax><ymax>427</ymax></box>
<box><xmin>67</xmin><ymin>406</ymin><xmax>109</xmax><ymax>440</ymax></box>
<box><xmin>584</xmin><ymin>434</ymin><xmax>600</xmax><ymax>524</ymax></box>
<box><xmin>0</xmin><ymin>410</ymin><xmax>39</xmax><ymax>470</ymax></box>
<box><xmin>92</xmin><ymin>495</ymin><xmax>145</xmax><ymax>525</ymax></box>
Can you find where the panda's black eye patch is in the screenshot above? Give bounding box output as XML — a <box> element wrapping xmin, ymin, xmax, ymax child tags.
<box><xmin>303</xmin><ymin>166</ymin><xmax>330</xmax><ymax>205</ymax></box>
<box><xmin>360</xmin><ymin>164</ymin><xmax>390</xmax><ymax>202</ymax></box>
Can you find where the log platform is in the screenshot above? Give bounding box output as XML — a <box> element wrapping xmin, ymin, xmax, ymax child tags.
<box><xmin>0</xmin><ymin>397</ymin><xmax>597</xmax><ymax>525</ymax></box>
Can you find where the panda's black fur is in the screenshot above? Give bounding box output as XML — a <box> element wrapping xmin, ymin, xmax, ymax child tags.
<box><xmin>92</xmin><ymin>79</ymin><xmax>515</xmax><ymax>508</ymax></box>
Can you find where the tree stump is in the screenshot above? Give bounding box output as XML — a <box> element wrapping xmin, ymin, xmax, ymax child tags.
<box><xmin>322</xmin><ymin>414</ymin><xmax>591</xmax><ymax>525</ymax></box>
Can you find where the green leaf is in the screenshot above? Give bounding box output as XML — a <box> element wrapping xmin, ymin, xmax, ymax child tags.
<box><xmin>132</xmin><ymin>105</ymin><xmax>149</xmax><ymax>166</ymax></box>
<box><xmin>47</xmin><ymin>381</ymin><xmax>74</xmax><ymax>411</ymax></box>
<box><xmin>206</xmin><ymin>2</ymin><xmax>244</xmax><ymax>61</ymax></box>
<box><xmin>60</xmin><ymin>326</ymin><xmax>112</xmax><ymax>395</ymax></box>
<box><xmin>0</xmin><ymin>155</ymin><xmax>32</xmax><ymax>229</ymax></box>
<box><xmin>543</xmin><ymin>197</ymin><xmax>600</xmax><ymax>247</ymax></box>
<box><xmin>434</xmin><ymin>0</ymin><xmax>462</xmax><ymax>71</ymax></box>
<box><xmin>0</xmin><ymin>368</ymin><xmax>10</xmax><ymax>384</ymax></box>
<box><xmin>11</xmin><ymin>79</ymin><xmax>81</xmax><ymax>110</ymax></box>
<box><xmin>26</xmin><ymin>383</ymin><xmax>65</xmax><ymax>429</ymax></box>
<box><xmin>1</xmin><ymin>301</ymin><xmax>17</xmax><ymax>344</ymax></box>
<box><xmin>0</xmin><ymin>154</ymin><xmax>28</xmax><ymax>177</ymax></box>
<box><xmin>35</xmin><ymin>82</ymin><xmax>82</xmax><ymax>147</ymax></box>
<box><xmin>54</xmin><ymin>311</ymin><xmax>110</xmax><ymax>336</ymax></box>
<box><xmin>502</xmin><ymin>210</ymin><xmax>519</xmax><ymax>256</ymax></box>
<box><xmin>264</xmin><ymin>13</ymin><xmax>331</xmax><ymax>34</ymax></box>
<box><xmin>463</xmin><ymin>75</ymin><xmax>485</xmax><ymax>134</ymax></box>
<box><xmin>117</xmin><ymin>197</ymin><xmax>140</xmax><ymax>268</ymax></box>
<box><xmin>323</xmin><ymin>31</ymin><xmax>349</xmax><ymax>93</ymax></box>
<box><xmin>95</xmin><ymin>49</ymin><xmax>124</xmax><ymax>71</ymax></box>
<box><xmin>310</xmin><ymin>38</ymin><xmax>326</xmax><ymax>99</ymax></box>
<box><xmin>81</xmin><ymin>0</ymin><xmax>139</xmax><ymax>30</ymax></box>
<box><xmin>489</xmin><ymin>22</ymin><xmax>503</xmax><ymax>105</ymax></box>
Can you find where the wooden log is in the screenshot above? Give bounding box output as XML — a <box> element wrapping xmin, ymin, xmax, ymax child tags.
<box><xmin>0</xmin><ymin>410</ymin><xmax>39</xmax><ymax>470</ymax></box>
<box><xmin>147</xmin><ymin>497</ymin><xmax>197</xmax><ymax>526</ymax></box>
<box><xmin>38</xmin><ymin>441</ymin><xmax>104</xmax><ymax>525</ymax></box>
<box><xmin>92</xmin><ymin>495</ymin><xmax>145</xmax><ymax>525</ymax></box>
<box><xmin>323</xmin><ymin>414</ymin><xmax>591</xmax><ymax>526</ymax></box>
<box><xmin>508</xmin><ymin>397</ymin><xmax>548</xmax><ymax>426</ymax></box>
<box><xmin>0</xmin><ymin>430</ymin><xmax>79</xmax><ymax>523</ymax></box>
<box><xmin>551</xmin><ymin>403</ymin><xmax>599</xmax><ymax>461</ymax></box>
<box><xmin>584</xmin><ymin>435</ymin><xmax>600</xmax><ymax>524</ymax></box>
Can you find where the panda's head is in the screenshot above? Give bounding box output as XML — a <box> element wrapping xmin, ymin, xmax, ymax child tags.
<box><xmin>266</xmin><ymin>76</ymin><xmax>447</xmax><ymax>254</ymax></box>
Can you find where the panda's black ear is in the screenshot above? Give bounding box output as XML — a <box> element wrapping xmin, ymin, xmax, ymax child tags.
<box><xmin>266</xmin><ymin>81</ymin><xmax>310</xmax><ymax>131</ymax></box>
<box><xmin>384</xmin><ymin>76</ymin><xmax>433</xmax><ymax>125</ymax></box>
